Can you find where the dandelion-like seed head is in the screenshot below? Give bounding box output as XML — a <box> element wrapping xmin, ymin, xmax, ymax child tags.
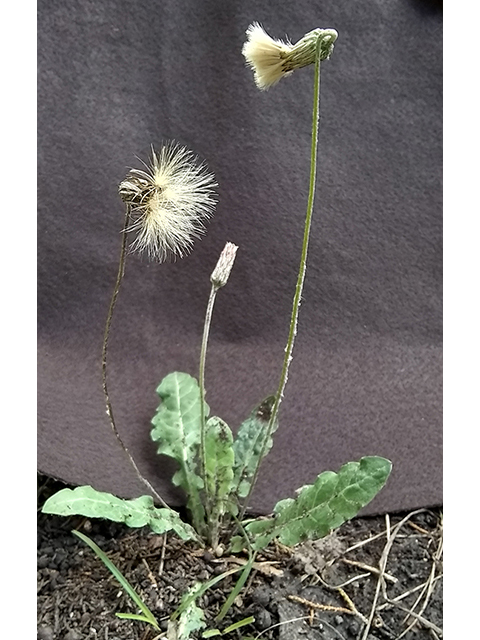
<box><xmin>242</xmin><ymin>23</ymin><xmax>338</xmax><ymax>90</ymax></box>
<box><xmin>119</xmin><ymin>142</ymin><xmax>218</xmax><ymax>261</ymax></box>
<box><xmin>242</xmin><ymin>23</ymin><xmax>294</xmax><ymax>90</ymax></box>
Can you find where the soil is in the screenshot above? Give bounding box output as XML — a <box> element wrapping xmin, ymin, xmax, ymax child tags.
<box><xmin>37</xmin><ymin>475</ymin><xmax>443</xmax><ymax>640</ymax></box>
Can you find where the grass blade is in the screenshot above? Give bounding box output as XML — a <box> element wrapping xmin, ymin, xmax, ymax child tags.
<box><xmin>72</xmin><ymin>530</ymin><xmax>159</xmax><ymax>630</ymax></box>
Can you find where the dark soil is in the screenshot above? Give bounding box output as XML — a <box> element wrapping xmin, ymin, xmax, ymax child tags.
<box><xmin>37</xmin><ymin>475</ymin><xmax>442</xmax><ymax>640</ymax></box>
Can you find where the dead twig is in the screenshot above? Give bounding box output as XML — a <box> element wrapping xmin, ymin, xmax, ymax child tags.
<box><xmin>360</xmin><ymin>509</ymin><xmax>429</xmax><ymax>640</ymax></box>
<box><xmin>158</xmin><ymin>534</ymin><xmax>167</xmax><ymax>577</ymax></box>
<box><xmin>142</xmin><ymin>558</ymin><xmax>158</xmax><ymax>589</ymax></box>
<box><xmin>288</xmin><ymin>593</ymin><xmax>353</xmax><ymax>616</ymax></box>
<box><xmin>288</xmin><ymin>592</ymin><xmax>368</xmax><ymax>626</ymax></box>
<box><xmin>376</xmin><ymin>574</ymin><xmax>443</xmax><ymax>611</ymax></box>
<box><xmin>394</xmin><ymin>518</ymin><xmax>443</xmax><ymax>640</ymax></box>
<box><xmin>340</xmin><ymin>557</ymin><xmax>398</xmax><ymax>584</ymax></box>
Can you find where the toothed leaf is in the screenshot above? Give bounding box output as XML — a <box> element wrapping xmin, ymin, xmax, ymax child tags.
<box><xmin>41</xmin><ymin>486</ymin><xmax>196</xmax><ymax>540</ymax></box>
<box><xmin>204</xmin><ymin>416</ymin><xmax>235</xmax><ymax>519</ymax></box>
<box><xmin>241</xmin><ymin>457</ymin><xmax>392</xmax><ymax>550</ymax></box>
<box><xmin>232</xmin><ymin>396</ymin><xmax>278</xmax><ymax>499</ymax></box>
<box><xmin>151</xmin><ymin>372</ymin><xmax>207</xmax><ymax>530</ymax></box>
<box><xmin>168</xmin><ymin>582</ymin><xmax>206</xmax><ymax>640</ymax></box>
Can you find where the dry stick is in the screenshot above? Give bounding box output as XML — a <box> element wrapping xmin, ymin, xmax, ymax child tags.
<box><xmin>394</xmin><ymin>521</ymin><xmax>443</xmax><ymax>640</ymax></box>
<box><xmin>252</xmin><ymin>616</ymin><xmax>314</xmax><ymax>639</ymax></box>
<box><xmin>359</xmin><ymin>509</ymin><xmax>429</xmax><ymax>640</ymax></box>
<box><xmin>341</xmin><ymin>557</ymin><xmax>398</xmax><ymax>584</ymax></box>
<box><xmin>312</xmin><ymin>572</ymin><xmax>370</xmax><ymax>623</ymax></box>
<box><xmin>316</xmin><ymin>569</ymin><xmax>371</xmax><ymax>590</ymax></box>
<box><xmin>288</xmin><ymin>594</ymin><xmax>357</xmax><ymax>618</ymax></box>
<box><xmin>102</xmin><ymin>204</ymin><xmax>170</xmax><ymax>509</ymax></box>
<box><xmin>376</xmin><ymin>574</ymin><xmax>443</xmax><ymax>611</ymax></box>
<box><xmin>158</xmin><ymin>534</ymin><xmax>167</xmax><ymax>577</ymax></box>
<box><xmin>391</xmin><ymin>604</ymin><xmax>443</xmax><ymax>636</ymax></box>
<box><xmin>344</xmin><ymin>529</ymin><xmax>390</xmax><ymax>554</ymax></box>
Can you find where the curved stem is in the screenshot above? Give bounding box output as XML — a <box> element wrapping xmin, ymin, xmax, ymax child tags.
<box><xmin>102</xmin><ymin>205</ymin><xmax>170</xmax><ymax>509</ymax></box>
<box><xmin>239</xmin><ymin>40</ymin><xmax>324</xmax><ymax>521</ymax></box>
<box><xmin>198</xmin><ymin>283</ymin><xmax>219</xmax><ymax>532</ymax></box>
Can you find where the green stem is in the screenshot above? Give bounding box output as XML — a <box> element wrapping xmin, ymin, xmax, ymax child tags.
<box><xmin>239</xmin><ymin>40</ymin><xmax>324</xmax><ymax>521</ymax></box>
<box><xmin>102</xmin><ymin>205</ymin><xmax>170</xmax><ymax>509</ymax></box>
<box><xmin>199</xmin><ymin>283</ymin><xmax>219</xmax><ymax>535</ymax></box>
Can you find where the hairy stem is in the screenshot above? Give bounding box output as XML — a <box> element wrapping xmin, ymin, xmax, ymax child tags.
<box><xmin>199</xmin><ymin>283</ymin><xmax>219</xmax><ymax>538</ymax></box>
<box><xmin>102</xmin><ymin>205</ymin><xmax>170</xmax><ymax>509</ymax></box>
<box><xmin>239</xmin><ymin>38</ymin><xmax>324</xmax><ymax>521</ymax></box>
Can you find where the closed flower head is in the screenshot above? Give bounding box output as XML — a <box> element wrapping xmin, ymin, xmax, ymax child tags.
<box><xmin>210</xmin><ymin>242</ymin><xmax>238</xmax><ymax>289</ymax></box>
<box><xmin>242</xmin><ymin>23</ymin><xmax>338</xmax><ymax>90</ymax></box>
<box><xmin>119</xmin><ymin>143</ymin><xmax>217</xmax><ymax>261</ymax></box>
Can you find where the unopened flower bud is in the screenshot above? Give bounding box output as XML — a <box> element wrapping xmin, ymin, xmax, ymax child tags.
<box><xmin>210</xmin><ymin>242</ymin><xmax>238</xmax><ymax>289</ymax></box>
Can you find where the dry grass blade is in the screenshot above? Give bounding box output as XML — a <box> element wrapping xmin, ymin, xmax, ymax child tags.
<box><xmin>392</xmin><ymin>514</ymin><xmax>443</xmax><ymax>639</ymax></box>
<box><xmin>340</xmin><ymin>557</ymin><xmax>397</xmax><ymax>584</ymax></box>
<box><xmin>359</xmin><ymin>509</ymin><xmax>430</xmax><ymax>640</ymax></box>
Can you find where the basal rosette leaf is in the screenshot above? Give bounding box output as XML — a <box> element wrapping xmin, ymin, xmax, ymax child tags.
<box><xmin>151</xmin><ymin>372</ymin><xmax>208</xmax><ymax>531</ymax></box>
<box><xmin>41</xmin><ymin>486</ymin><xmax>196</xmax><ymax>541</ymax></box>
<box><xmin>204</xmin><ymin>416</ymin><xmax>235</xmax><ymax>518</ymax></box>
<box><xmin>239</xmin><ymin>456</ymin><xmax>391</xmax><ymax>551</ymax></box>
<box><xmin>231</xmin><ymin>396</ymin><xmax>277</xmax><ymax>500</ymax></box>
<box><xmin>168</xmin><ymin>582</ymin><xmax>206</xmax><ymax>640</ymax></box>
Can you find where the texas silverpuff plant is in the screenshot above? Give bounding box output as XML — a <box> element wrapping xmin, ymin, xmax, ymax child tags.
<box><xmin>43</xmin><ymin>23</ymin><xmax>392</xmax><ymax>637</ymax></box>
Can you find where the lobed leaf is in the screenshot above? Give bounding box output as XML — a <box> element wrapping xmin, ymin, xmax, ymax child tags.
<box><xmin>204</xmin><ymin>416</ymin><xmax>235</xmax><ymax>519</ymax></box>
<box><xmin>240</xmin><ymin>457</ymin><xmax>392</xmax><ymax>550</ymax></box>
<box><xmin>231</xmin><ymin>396</ymin><xmax>278</xmax><ymax>500</ymax></box>
<box><xmin>168</xmin><ymin>582</ymin><xmax>206</xmax><ymax>640</ymax></box>
<box><xmin>151</xmin><ymin>372</ymin><xmax>207</xmax><ymax>530</ymax></box>
<box><xmin>42</xmin><ymin>486</ymin><xmax>196</xmax><ymax>541</ymax></box>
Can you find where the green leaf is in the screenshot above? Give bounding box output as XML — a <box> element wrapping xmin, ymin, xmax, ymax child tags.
<box><xmin>222</xmin><ymin>616</ymin><xmax>255</xmax><ymax>634</ymax></box>
<box><xmin>205</xmin><ymin>416</ymin><xmax>235</xmax><ymax>520</ymax></box>
<box><xmin>243</xmin><ymin>457</ymin><xmax>392</xmax><ymax>550</ymax></box>
<box><xmin>168</xmin><ymin>582</ymin><xmax>206</xmax><ymax>640</ymax></box>
<box><xmin>151</xmin><ymin>372</ymin><xmax>208</xmax><ymax>531</ymax></box>
<box><xmin>202</xmin><ymin>617</ymin><xmax>255</xmax><ymax>637</ymax></box>
<box><xmin>42</xmin><ymin>486</ymin><xmax>196</xmax><ymax>541</ymax></box>
<box><xmin>231</xmin><ymin>396</ymin><xmax>278</xmax><ymax>499</ymax></box>
<box><xmin>72</xmin><ymin>530</ymin><xmax>159</xmax><ymax>629</ymax></box>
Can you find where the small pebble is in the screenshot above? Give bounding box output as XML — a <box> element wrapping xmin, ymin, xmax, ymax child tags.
<box><xmin>80</xmin><ymin>613</ymin><xmax>90</xmax><ymax>626</ymax></box>
<box><xmin>82</xmin><ymin>520</ymin><xmax>92</xmax><ymax>533</ymax></box>
<box><xmin>64</xmin><ymin>630</ymin><xmax>83</xmax><ymax>640</ymax></box>
<box><xmin>203</xmin><ymin>550</ymin><xmax>214</xmax><ymax>563</ymax></box>
<box><xmin>252</xmin><ymin>586</ymin><xmax>271</xmax><ymax>607</ymax></box>
<box><xmin>254</xmin><ymin>608</ymin><xmax>272</xmax><ymax>631</ymax></box>
<box><xmin>37</xmin><ymin>626</ymin><xmax>54</xmax><ymax>640</ymax></box>
<box><xmin>334</xmin><ymin>615</ymin><xmax>344</xmax><ymax>625</ymax></box>
<box><xmin>213</xmin><ymin>563</ymin><xmax>227</xmax><ymax>576</ymax></box>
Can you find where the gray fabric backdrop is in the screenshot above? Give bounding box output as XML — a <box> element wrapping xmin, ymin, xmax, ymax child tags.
<box><xmin>38</xmin><ymin>0</ymin><xmax>442</xmax><ymax>516</ymax></box>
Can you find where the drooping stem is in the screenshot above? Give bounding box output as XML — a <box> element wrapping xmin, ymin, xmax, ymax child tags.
<box><xmin>102</xmin><ymin>204</ymin><xmax>170</xmax><ymax>509</ymax></box>
<box><xmin>239</xmin><ymin>37</ymin><xmax>325</xmax><ymax>521</ymax></box>
<box><xmin>198</xmin><ymin>283</ymin><xmax>219</xmax><ymax>527</ymax></box>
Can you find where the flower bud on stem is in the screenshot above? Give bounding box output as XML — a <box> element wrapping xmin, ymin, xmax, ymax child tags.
<box><xmin>199</xmin><ymin>243</ymin><xmax>238</xmax><ymax>539</ymax></box>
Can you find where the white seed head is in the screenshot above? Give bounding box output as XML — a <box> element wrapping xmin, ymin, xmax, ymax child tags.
<box><xmin>242</xmin><ymin>23</ymin><xmax>338</xmax><ymax>90</ymax></box>
<box><xmin>210</xmin><ymin>242</ymin><xmax>238</xmax><ymax>288</ymax></box>
<box><xmin>119</xmin><ymin>142</ymin><xmax>217</xmax><ymax>261</ymax></box>
<box><xmin>242</xmin><ymin>23</ymin><xmax>294</xmax><ymax>90</ymax></box>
